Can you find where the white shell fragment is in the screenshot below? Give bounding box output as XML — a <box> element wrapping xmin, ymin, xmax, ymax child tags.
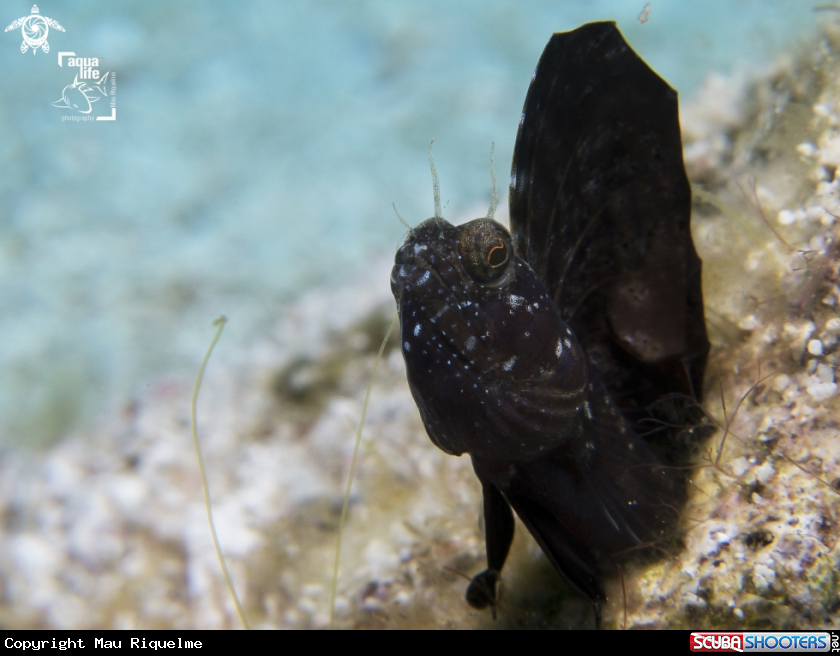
<box><xmin>777</xmin><ymin>209</ymin><xmax>797</xmax><ymax>225</ymax></box>
<box><xmin>807</xmin><ymin>339</ymin><xmax>824</xmax><ymax>356</ymax></box>
<box><xmin>796</xmin><ymin>141</ymin><xmax>817</xmax><ymax>158</ymax></box>
<box><xmin>806</xmin><ymin>382</ymin><xmax>837</xmax><ymax>401</ymax></box>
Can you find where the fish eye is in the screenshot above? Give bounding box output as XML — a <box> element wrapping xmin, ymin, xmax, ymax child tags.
<box><xmin>458</xmin><ymin>219</ymin><xmax>513</xmax><ymax>283</ymax></box>
<box><xmin>486</xmin><ymin>239</ymin><xmax>509</xmax><ymax>269</ymax></box>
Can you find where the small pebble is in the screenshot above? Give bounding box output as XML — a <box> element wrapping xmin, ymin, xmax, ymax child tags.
<box><xmin>784</xmin><ymin>322</ymin><xmax>815</xmax><ymax>343</ymax></box>
<box><xmin>753</xmin><ymin>563</ymin><xmax>776</xmax><ymax>592</ymax></box>
<box><xmin>809</xmin><ymin>234</ymin><xmax>826</xmax><ymax>252</ymax></box>
<box><xmin>731</xmin><ymin>457</ymin><xmax>751</xmax><ymax>477</ymax></box>
<box><xmin>777</xmin><ymin>209</ymin><xmax>796</xmax><ymax>226</ymax></box>
<box><xmin>814</xmin><ymin>102</ymin><xmax>831</xmax><ymax>117</ymax></box>
<box><xmin>817</xmin><ymin>363</ymin><xmax>835</xmax><ymax>384</ymax></box>
<box><xmin>807</xmin><ymin>382</ymin><xmax>837</xmax><ymax>401</ymax></box>
<box><xmin>754</xmin><ymin>461</ymin><xmax>775</xmax><ymax>485</ymax></box>
<box><xmin>808</xmin><ymin>339</ymin><xmax>824</xmax><ymax>356</ymax></box>
<box><xmin>797</xmin><ymin>142</ymin><xmax>818</xmax><ymax>158</ymax></box>
<box><xmin>773</xmin><ymin>374</ymin><xmax>791</xmax><ymax>392</ymax></box>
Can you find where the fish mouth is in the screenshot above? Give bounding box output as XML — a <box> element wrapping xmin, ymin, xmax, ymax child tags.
<box><xmin>390</xmin><ymin>248</ymin><xmax>450</xmax><ymax>314</ymax></box>
<box><xmin>390</xmin><ymin>218</ymin><xmax>459</xmax><ymax>307</ymax></box>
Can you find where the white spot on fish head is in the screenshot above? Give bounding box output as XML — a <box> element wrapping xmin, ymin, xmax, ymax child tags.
<box><xmin>564</xmin><ymin>338</ymin><xmax>572</xmax><ymax>348</ymax></box>
<box><xmin>465</xmin><ymin>335</ymin><xmax>477</xmax><ymax>351</ymax></box>
<box><xmin>502</xmin><ymin>355</ymin><xmax>517</xmax><ymax>372</ymax></box>
<box><xmin>555</xmin><ymin>339</ymin><xmax>563</xmax><ymax>357</ymax></box>
<box><xmin>417</xmin><ymin>270</ymin><xmax>430</xmax><ymax>285</ymax></box>
<box><xmin>413</xmin><ymin>324</ymin><xmax>422</xmax><ymax>337</ymax></box>
<box><xmin>403</xmin><ymin>341</ymin><xmax>411</xmax><ymax>352</ymax></box>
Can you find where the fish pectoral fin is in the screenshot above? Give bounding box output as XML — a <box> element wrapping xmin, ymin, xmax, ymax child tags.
<box><xmin>465</xmin><ymin>476</ymin><xmax>514</xmax><ymax>618</ymax></box>
<box><xmin>466</xmin><ymin>569</ymin><xmax>500</xmax><ymax>619</ymax></box>
<box><xmin>51</xmin><ymin>99</ymin><xmax>70</xmax><ymax>109</ymax></box>
<box><xmin>480</xmin><ymin>479</ymin><xmax>515</xmax><ymax>572</ymax></box>
<box><xmin>506</xmin><ymin>493</ymin><xmax>605</xmax><ymax>606</ymax></box>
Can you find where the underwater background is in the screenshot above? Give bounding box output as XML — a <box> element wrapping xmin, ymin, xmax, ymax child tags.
<box><xmin>1</xmin><ymin>0</ymin><xmax>839</xmax><ymax>631</ymax></box>
<box><xmin>0</xmin><ymin>0</ymin><xmax>819</xmax><ymax>448</ymax></box>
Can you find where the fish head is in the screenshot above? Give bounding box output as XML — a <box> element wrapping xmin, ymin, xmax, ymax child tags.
<box><xmin>391</xmin><ymin>216</ymin><xmax>586</xmax><ymax>459</ymax></box>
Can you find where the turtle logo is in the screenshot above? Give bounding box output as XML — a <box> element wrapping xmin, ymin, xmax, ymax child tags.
<box><xmin>4</xmin><ymin>5</ymin><xmax>64</xmax><ymax>55</ymax></box>
<box><xmin>52</xmin><ymin>74</ymin><xmax>109</xmax><ymax>114</ymax></box>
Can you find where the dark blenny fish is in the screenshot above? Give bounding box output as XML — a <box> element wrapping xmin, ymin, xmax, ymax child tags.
<box><xmin>390</xmin><ymin>22</ymin><xmax>709</xmax><ymax>624</ymax></box>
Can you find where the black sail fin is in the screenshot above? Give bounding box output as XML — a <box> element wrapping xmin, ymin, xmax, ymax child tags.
<box><xmin>509</xmin><ymin>22</ymin><xmax>709</xmax><ymax>420</ymax></box>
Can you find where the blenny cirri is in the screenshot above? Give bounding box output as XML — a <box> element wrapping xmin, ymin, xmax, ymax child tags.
<box><xmin>389</xmin><ymin>22</ymin><xmax>709</xmax><ymax>624</ymax></box>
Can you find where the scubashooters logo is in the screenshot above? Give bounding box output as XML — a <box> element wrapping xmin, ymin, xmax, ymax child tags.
<box><xmin>690</xmin><ymin>632</ymin><xmax>835</xmax><ymax>653</ymax></box>
<box><xmin>53</xmin><ymin>52</ymin><xmax>116</xmax><ymax>121</ymax></box>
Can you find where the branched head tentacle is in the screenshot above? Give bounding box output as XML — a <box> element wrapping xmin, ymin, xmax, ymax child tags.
<box><xmin>392</xmin><ymin>202</ymin><xmax>413</xmax><ymax>234</ymax></box>
<box><xmin>428</xmin><ymin>138</ymin><xmax>443</xmax><ymax>221</ymax></box>
<box><xmin>487</xmin><ymin>141</ymin><xmax>499</xmax><ymax>220</ymax></box>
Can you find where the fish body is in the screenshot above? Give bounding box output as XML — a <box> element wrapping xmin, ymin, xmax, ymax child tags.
<box><xmin>390</xmin><ymin>22</ymin><xmax>709</xmax><ymax>621</ymax></box>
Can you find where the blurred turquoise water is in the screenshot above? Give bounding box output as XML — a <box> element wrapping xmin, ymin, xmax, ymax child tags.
<box><xmin>0</xmin><ymin>0</ymin><xmax>821</xmax><ymax>445</ymax></box>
